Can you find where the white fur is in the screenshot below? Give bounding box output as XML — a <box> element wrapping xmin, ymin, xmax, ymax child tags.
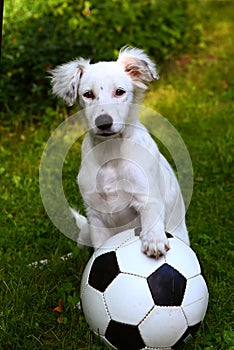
<box><xmin>50</xmin><ymin>46</ymin><xmax>189</xmax><ymax>258</ymax></box>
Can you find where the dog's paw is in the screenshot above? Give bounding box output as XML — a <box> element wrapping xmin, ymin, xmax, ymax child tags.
<box><xmin>140</xmin><ymin>231</ymin><xmax>169</xmax><ymax>258</ymax></box>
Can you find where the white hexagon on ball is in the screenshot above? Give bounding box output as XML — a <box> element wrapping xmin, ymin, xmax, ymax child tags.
<box><xmin>104</xmin><ymin>273</ymin><xmax>154</xmax><ymax>325</ymax></box>
<box><xmin>182</xmin><ymin>275</ymin><xmax>209</xmax><ymax>326</ymax></box>
<box><xmin>81</xmin><ymin>284</ymin><xmax>110</xmax><ymax>336</ymax></box>
<box><xmin>139</xmin><ymin>306</ymin><xmax>187</xmax><ymax>348</ymax></box>
<box><xmin>116</xmin><ymin>237</ymin><xmax>164</xmax><ymax>278</ymax></box>
<box><xmin>165</xmin><ymin>237</ymin><xmax>201</xmax><ymax>279</ymax></box>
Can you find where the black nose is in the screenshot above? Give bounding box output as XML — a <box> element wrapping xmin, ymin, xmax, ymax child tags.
<box><xmin>95</xmin><ymin>114</ymin><xmax>113</xmax><ymax>130</ymax></box>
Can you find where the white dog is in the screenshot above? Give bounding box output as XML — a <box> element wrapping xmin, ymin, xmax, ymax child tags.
<box><xmin>50</xmin><ymin>46</ymin><xmax>189</xmax><ymax>258</ymax></box>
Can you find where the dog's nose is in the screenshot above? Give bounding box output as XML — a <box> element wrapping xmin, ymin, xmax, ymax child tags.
<box><xmin>95</xmin><ymin>114</ymin><xmax>113</xmax><ymax>130</ymax></box>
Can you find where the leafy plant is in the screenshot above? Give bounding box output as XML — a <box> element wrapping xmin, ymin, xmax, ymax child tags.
<box><xmin>1</xmin><ymin>0</ymin><xmax>204</xmax><ymax>123</ymax></box>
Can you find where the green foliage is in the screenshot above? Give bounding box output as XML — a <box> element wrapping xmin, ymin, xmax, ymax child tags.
<box><xmin>1</xmin><ymin>0</ymin><xmax>204</xmax><ymax>122</ymax></box>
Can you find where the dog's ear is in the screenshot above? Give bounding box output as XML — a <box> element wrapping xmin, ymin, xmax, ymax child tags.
<box><xmin>49</xmin><ymin>58</ymin><xmax>90</xmax><ymax>106</ymax></box>
<box><xmin>117</xmin><ymin>46</ymin><xmax>159</xmax><ymax>90</ymax></box>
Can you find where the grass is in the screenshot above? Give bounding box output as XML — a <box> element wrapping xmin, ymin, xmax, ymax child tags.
<box><xmin>0</xmin><ymin>1</ymin><xmax>233</xmax><ymax>349</ymax></box>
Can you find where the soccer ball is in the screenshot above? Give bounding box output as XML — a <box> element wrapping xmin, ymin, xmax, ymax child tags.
<box><xmin>80</xmin><ymin>229</ymin><xmax>208</xmax><ymax>349</ymax></box>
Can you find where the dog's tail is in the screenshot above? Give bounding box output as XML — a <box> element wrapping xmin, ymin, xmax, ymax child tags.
<box><xmin>70</xmin><ymin>208</ymin><xmax>87</xmax><ymax>228</ymax></box>
<box><xmin>70</xmin><ymin>208</ymin><xmax>92</xmax><ymax>247</ymax></box>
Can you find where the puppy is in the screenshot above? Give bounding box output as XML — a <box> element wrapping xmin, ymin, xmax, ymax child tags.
<box><xmin>50</xmin><ymin>46</ymin><xmax>190</xmax><ymax>258</ymax></box>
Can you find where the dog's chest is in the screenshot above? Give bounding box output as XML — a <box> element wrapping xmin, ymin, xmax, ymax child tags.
<box><xmin>97</xmin><ymin>160</ymin><xmax>123</xmax><ymax>190</ymax></box>
<box><xmin>78</xmin><ymin>158</ymin><xmax>142</xmax><ymax>212</ymax></box>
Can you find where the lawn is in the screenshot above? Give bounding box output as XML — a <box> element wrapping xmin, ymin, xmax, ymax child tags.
<box><xmin>0</xmin><ymin>1</ymin><xmax>233</xmax><ymax>349</ymax></box>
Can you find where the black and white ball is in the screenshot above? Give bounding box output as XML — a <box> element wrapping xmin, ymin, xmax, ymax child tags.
<box><xmin>80</xmin><ymin>229</ymin><xmax>209</xmax><ymax>349</ymax></box>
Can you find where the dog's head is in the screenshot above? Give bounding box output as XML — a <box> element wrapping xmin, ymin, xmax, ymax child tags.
<box><xmin>50</xmin><ymin>47</ymin><xmax>159</xmax><ymax>138</ymax></box>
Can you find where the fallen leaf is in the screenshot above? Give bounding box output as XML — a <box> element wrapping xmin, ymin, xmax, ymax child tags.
<box><xmin>57</xmin><ymin>317</ymin><xmax>64</xmax><ymax>323</ymax></box>
<box><xmin>53</xmin><ymin>298</ymin><xmax>63</xmax><ymax>313</ymax></box>
<box><xmin>221</xmin><ymin>80</ymin><xmax>229</xmax><ymax>90</ymax></box>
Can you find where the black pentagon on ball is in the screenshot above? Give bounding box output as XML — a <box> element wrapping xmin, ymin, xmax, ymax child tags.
<box><xmin>147</xmin><ymin>263</ymin><xmax>187</xmax><ymax>306</ymax></box>
<box><xmin>165</xmin><ymin>231</ymin><xmax>174</xmax><ymax>239</ymax></box>
<box><xmin>173</xmin><ymin>322</ymin><xmax>201</xmax><ymax>349</ymax></box>
<box><xmin>105</xmin><ymin>320</ymin><xmax>145</xmax><ymax>349</ymax></box>
<box><xmin>88</xmin><ymin>251</ymin><xmax>120</xmax><ymax>292</ymax></box>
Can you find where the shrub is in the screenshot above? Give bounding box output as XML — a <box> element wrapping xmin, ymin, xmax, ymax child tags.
<box><xmin>1</xmin><ymin>0</ymin><xmax>204</xmax><ymax>123</ymax></box>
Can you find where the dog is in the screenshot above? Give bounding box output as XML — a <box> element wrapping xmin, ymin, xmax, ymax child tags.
<box><xmin>50</xmin><ymin>46</ymin><xmax>190</xmax><ymax>258</ymax></box>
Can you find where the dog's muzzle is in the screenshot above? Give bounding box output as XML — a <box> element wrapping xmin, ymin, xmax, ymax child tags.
<box><xmin>95</xmin><ymin>114</ymin><xmax>123</xmax><ymax>138</ymax></box>
<box><xmin>95</xmin><ymin>114</ymin><xmax>113</xmax><ymax>131</ymax></box>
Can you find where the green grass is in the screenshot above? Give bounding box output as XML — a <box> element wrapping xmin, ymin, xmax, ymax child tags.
<box><xmin>0</xmin><ymin>1</ymin><xmax>233</xmax><ymax>349</ymax></box>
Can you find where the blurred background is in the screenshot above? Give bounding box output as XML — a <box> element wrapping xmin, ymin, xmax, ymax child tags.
<box><xmin>1</xmin><ymin>0</ymin><xmax>206</xmax><ymax>123</ymax></box>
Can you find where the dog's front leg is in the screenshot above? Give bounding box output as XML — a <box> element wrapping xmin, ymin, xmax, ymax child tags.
<box><xmin>137</xmin><ymin>198</ymin><xmax>169</xmax><ymax>258</ymax></box>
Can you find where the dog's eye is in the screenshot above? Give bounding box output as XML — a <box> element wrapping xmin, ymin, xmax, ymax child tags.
<box><xmin>83</xmin><ymin>90</ymin><xmax>95</xmax><ymax>99</ymax></box>
<box><xmin>115</xmin><ymin>88</ymin><xmax>126</xmax><ymax>97</ymax></box>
